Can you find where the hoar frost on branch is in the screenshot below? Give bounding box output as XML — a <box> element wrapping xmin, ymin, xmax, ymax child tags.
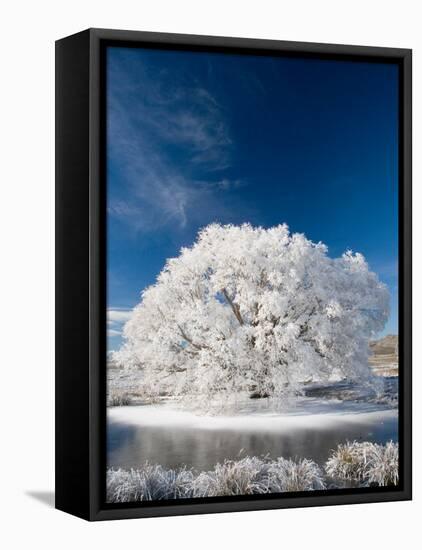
<box><xmin>116</xmin><ymin>223</ymin><xmax>389</xmax><ymax>405</ymax></box>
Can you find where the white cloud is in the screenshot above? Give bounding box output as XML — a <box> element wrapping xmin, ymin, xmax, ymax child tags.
<box><xmin>107</xmin><ymin>54</ymin><xmax>239</xmax><ymax>234</ymax></box>
<box><xmin>107</xmin><ymin>328</ymin><xmax>122</xmax><ymax>337</ymax></box>
<box><xmin>107</xmin><ymin>309</ymin><xmax>133</xmax><ymax>324</ymax></box>
<box><xmin>107</xmin><ymin>308</ymin><xmax>133</xmax><ymax>340</ymax></box>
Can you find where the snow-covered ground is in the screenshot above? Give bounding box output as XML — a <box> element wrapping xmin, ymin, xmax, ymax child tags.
<box><xmin>108</xmin><ymin>396</ymin><xmax>397</xmax><ymax>431</ymax></box>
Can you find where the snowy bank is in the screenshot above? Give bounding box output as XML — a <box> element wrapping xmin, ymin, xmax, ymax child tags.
<box><xmin>107</xmin><ymin>397</ymin><xmax>397</xmax><ymax>433</ymax></box>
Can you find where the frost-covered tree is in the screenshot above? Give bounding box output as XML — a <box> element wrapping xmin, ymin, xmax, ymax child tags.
<box><xmin>118</xmin><ymin>223</ymin><xmax>389</xmax><ymax>403</ymax></box>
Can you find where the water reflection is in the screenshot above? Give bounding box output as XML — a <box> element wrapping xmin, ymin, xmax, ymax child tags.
<box><xmin>107</xmin><ymin>407</ymin><xmax>398</xmax><ymax>471</ymax></box>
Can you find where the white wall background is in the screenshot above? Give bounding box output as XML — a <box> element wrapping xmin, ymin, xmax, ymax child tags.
<box><xmin>0</xmin><ymin>1</ymin><xmax>419</xmax><ymax>548</ymax></box>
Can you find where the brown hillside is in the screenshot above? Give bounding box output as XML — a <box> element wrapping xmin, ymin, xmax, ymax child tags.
<box><xmin>369</xmin><ymin>334</ymin><xmax>398</xmax><ymax>376</ymax></box>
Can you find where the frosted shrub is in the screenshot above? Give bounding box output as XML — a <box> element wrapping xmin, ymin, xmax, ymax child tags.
<box><xmin>107</xmin><ymin>465</ymin><xmax>195</xmax><ymax>502</ymax></box>
<box><xmin>194</xmin><ymin>456</ymin><xmax>325</xmax><ymax>497</ymax></box>
<box><xmin>193</xmin><ymin>457</ymin><xmax>270</xmax><ymax>497</ymax></box>
<box><xmin>325</xmin><ymin>441</ymin><xmax>398</xmax><ymax>486</ymax></box>
<box><xmin>268</xmin><ymin>458</ymin><xmax>326</xmax><ymax>492</ymax></box>
<box><xmin>107</xmin><ymin>391</ymin><xmax>132</xmax><ymax>407</ymax></box>
<box><xmin>366</xmin><ymin>441</ymin><xmax>399</xmax><ymax>486</ymax></box>
<box><xmin>107</xmin><ymin>468</ymin><xmax>144</xmax><ymax>502</ymax></box>
<box><xmin>325</xmin><ymin>441</ymin><xmax>372</xmax><ymax>482</ymax></box>
<box><xmin>136</xmin><ymin>382</ymin><xmax>161</xmax><ymax>404</ymax></box>
<box><xmin>107</xmin><ymin>456</ymin><xmax>326</xmax><ymax>502</ymax></box>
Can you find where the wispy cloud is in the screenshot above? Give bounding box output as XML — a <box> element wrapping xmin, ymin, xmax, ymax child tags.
<box><xmin>107</xmin><ymin>309</ymin><xmax>134</xmax><ymax>324</ymax></box>
<box><xmin>108</xmin><ymin>328</ymin><xmax>122</xmax><ymax>337</ymax></box>
<box><xmin>107</xmin><ymin>51</ymin><xmax>242</xmax><ymax>234</ymax></box>
<box><xmin>107</xmin><ymin>307</ymin><xmax>133</xmax><ymax>337</ymax></box>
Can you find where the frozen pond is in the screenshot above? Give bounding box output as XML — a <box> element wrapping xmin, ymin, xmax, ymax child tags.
<box><xmin>107</xmin><ymin>397</ymin><xmax>398</xmax><ymax>471</ymax></box>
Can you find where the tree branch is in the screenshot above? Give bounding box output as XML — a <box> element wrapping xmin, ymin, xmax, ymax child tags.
<box><xmin>221</xmin><ymin>288</ymin><xmax>244</xmax><ymax>326</ymax></box>
<box><xmin>177</xmin><ymin>325</ymin><xmax>209</xmax><ymax>350</ymax></box>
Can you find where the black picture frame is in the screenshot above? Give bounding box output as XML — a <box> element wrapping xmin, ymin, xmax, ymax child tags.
<box><xmin>55</xmin><ymin>28</ymin><xmax>412</xmax><ymax>521</ymax></box>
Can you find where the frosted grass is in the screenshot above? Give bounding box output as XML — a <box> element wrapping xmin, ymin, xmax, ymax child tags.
<box><xmin>325</xmin><ymin>440</ymin><xmax>398</xmax><ymax>487</ymax></box>
<box><xmin>107</xmin><ymin>441</ymin><xmax>398</xmax><ymax>502</ymax></box>
<box><xmin>107</xmin><ymin>456</ymin><xmax>325</xmax><ymax>502</ymax></box>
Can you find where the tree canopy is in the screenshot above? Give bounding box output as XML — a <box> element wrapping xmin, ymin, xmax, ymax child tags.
<box><xmin>114</xmin><ymin>223</ymin><xmax>389</xmax><ymax>404</ymax></box>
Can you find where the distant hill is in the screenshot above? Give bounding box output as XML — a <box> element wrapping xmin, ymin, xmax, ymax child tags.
<box><xmin>369</xmin><ymin>335</ymin><xmax>398</xmax><ymax>376</ymax></box>
<box><xmin>370</xmin><ymin>334</ymin><xmax>398</xmax><ymax>355</ymax></box>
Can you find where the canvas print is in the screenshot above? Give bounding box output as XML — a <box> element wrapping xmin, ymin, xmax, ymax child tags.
<box><xmin>105</xmin><ymin>46</ymin><xmax>399</xmax><ymax>503</ymax></box>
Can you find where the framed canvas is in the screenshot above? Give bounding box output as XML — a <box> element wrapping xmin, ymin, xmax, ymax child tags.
<box><xmin>55</xmin><ymin>28</ymin><xmax>412</xmax><ymax>521</ymax></box>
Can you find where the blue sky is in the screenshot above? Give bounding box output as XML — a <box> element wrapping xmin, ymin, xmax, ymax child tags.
<box><xmin>106</xmin><ymin>46</ymin><xmax>398</xmax><ymax>351</ymax></box>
